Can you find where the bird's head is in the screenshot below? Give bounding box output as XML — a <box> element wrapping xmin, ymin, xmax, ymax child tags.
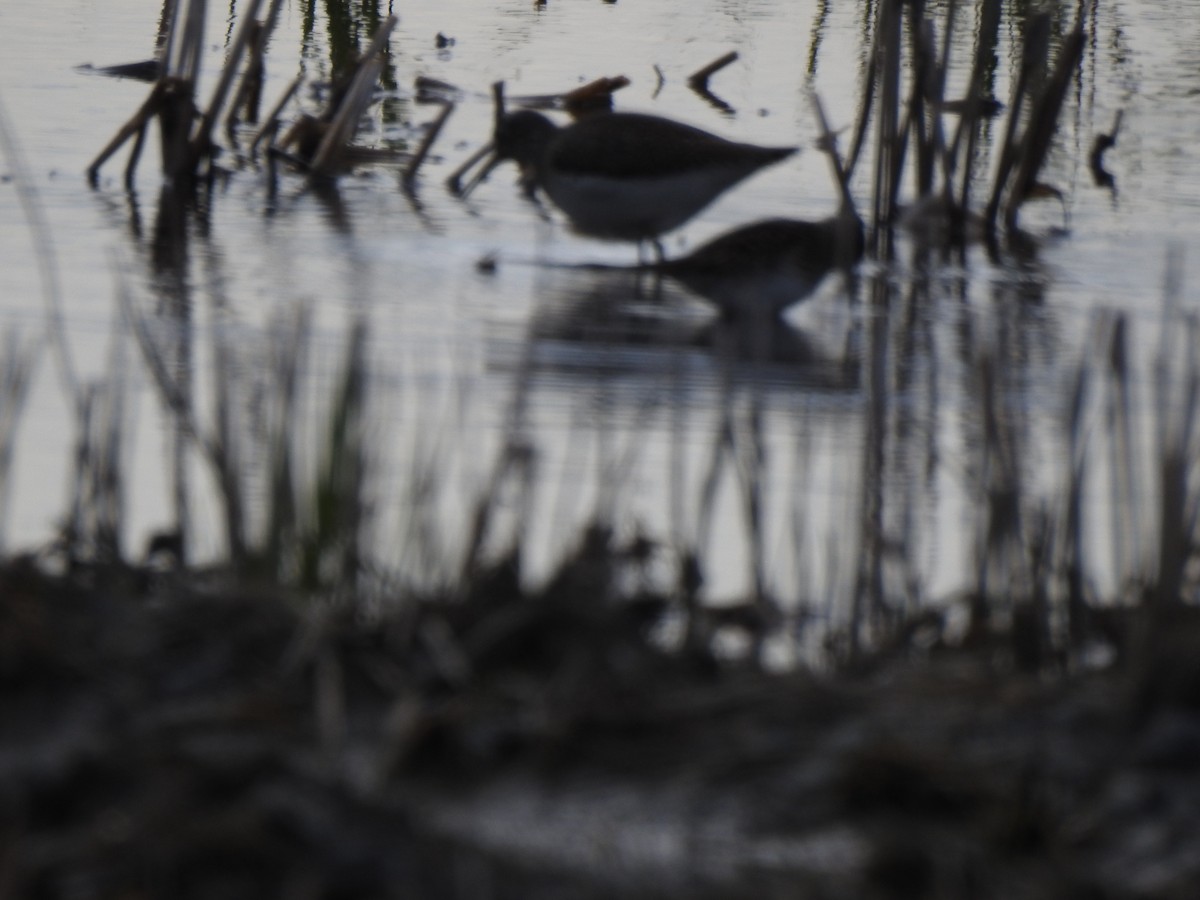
<box><xmin>493</xmin><ymin>109</ymin><xmax>559</xmax><ymax>174</ymax></box>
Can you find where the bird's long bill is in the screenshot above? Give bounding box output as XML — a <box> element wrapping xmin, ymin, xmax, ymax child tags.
<box><xmin>456</xmin><ymin>146</ymin><xmax>505</xmax><ymax>199</ymax></box>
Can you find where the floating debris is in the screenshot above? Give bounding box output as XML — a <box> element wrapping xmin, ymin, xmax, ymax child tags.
<box><xmin>76</xmin><ymin>59</ymin><xmax>162</xmax><ymax>82</ymax></box>
<box><xmin>1090</xmin><ymin>108</ymin><xmax>1123</xmax><ymax>192</ymax></box>
<box><xmin>687</xmin><ymin>50</ymin><xmax>739</xmax><ymax>114</ymax></box>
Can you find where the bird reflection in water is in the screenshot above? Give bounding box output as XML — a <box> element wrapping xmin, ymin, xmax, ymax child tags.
<box><xmin>660</xmin><ymin>210</ymin><xmax>864</xmax><ymax>323</ymax></box>
<box><xmin>522</xmin><ymin>262</ymin><xmax>859</xmax><ymax>391</ymax></box>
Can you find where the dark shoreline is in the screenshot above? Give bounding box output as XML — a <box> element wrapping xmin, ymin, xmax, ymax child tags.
<box><xmin>5</xmin><ymin>560</ymin><xmax>1200</xmax><ymax>899</ymax></box>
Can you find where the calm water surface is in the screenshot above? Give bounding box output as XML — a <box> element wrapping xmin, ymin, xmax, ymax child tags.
<box><xmin>0</xmin><ymin>1</ymin><xmax>1197</xmax><ymax>617</ymax></box>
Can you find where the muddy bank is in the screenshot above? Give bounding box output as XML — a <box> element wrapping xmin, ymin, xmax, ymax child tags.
<box><xmin>3</xmin><ymin>560</ymin><xmax>1200</xmax><ymax>898</ymax></box>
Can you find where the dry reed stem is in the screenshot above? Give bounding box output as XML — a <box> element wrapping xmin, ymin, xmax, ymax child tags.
<box><xmin>87</xmin><ymin>80</ymin><xmax>168</xmax><ymax>184</ymax></box>
<box><xmin>809</xmin><ymin>90</ymin><xmax>857</xmax><ymax>217</ymax></box>
<box><xmin>164</xmin><ymin>0</ymin><xmax>205</xmax><ymax>84</ymax></box>
<box><xmin>869</xmin><ymin>0</ymin><xmax>903</xmax><ymax>253</ymax></box>
<box><xmin>310</xmin><ymin>15</ymin><xmax>398</xmax><ymax>175</ymax></box>
<box><xmin>984</xmin><ymin>13</ymin><xmax>1048</xmax><ymax>233</ymax></box>
<box><xmin>1003</xmin><ymin>24</ymin><xmax>1086</xmax><ymax>233</ymax></box>
<box><xmin>225</xmin><ymin>0</ymin><xmax>285</xmax><ymax>134</ymax></box>
<box><xmin>949</xmin><ymin>0</ymin><xmax>1001</xmax><ymax>215</ymax></box>
<box><xmin>403</xmin><ymin>101</ymin><xmax>454</xmax><ymax>190</ymax></box>
<box><xmin>491</xmin><ymin>80</ymin><xmax>506</xmax><ymax>128</ymax></box>
<box><xmin>310</xmin><ymin>58</ymin><xmax>382</xmax><ymax>174</ymax></box>
<box><xmin>189</xmin><ymin>0</ymin><xmax>264</xmax><ymax>166</ymax></box>
<box><xmin>249</xmin><ymin>74</ymin><xmax>302</xmax><ymax>157</ymax></box>
<box><xmin>445</xmin><ymin>141</ymin><xmax>493</xmax><ymax>196</ymax></box>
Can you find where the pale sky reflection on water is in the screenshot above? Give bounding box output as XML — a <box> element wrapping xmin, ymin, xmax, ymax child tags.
<box><xmin>0</xmin><ymin>1</ymin><xmax>1197</xmax><ymax>607</ymax></box>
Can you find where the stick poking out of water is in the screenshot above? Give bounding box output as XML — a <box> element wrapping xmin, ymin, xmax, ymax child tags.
<box><xmin>687</xmin><ymin>51</ymin><xmax>738</xmax><ymax>91</ymax></box>
<box><xmin>403</xmin><ymin>102</ymin><xmax>455</xmax><ymax>191</ymax></box>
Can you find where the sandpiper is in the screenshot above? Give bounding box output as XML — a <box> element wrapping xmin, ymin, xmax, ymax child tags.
<box><xmin>660</xmin><ymin>212</ymin><xmax>864</xmax><ymax>320</ymax></box>
<box><xmin>474</xmin><ymin>109</ymin><xmax>798</xmax><ymax>260</ymax></box>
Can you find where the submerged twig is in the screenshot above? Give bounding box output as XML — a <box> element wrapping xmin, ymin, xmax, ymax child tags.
<box><xmin>445</xmin><ymin>82</ymin><xmax>507</xmax><ymax>198</ymax></box>
<box><xmin>225</xmin><ymin>0</ymin><xmax>286</xmax><ymax>135</ymax></box>
<box><xmin>1002</xmin><ymin>20</ymin><xmax>1086</xmax><ymax>233</ymax></box>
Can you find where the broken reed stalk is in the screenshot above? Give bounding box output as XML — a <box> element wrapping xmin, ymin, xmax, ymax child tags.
<box><xmin>124</xmin><ymin>111</ymin><xmax>151</xmax><ymax>186</ymax></box>
<box><xmin>225</xmin><ymin>0</ymin><xmax>286</xmax><ymax>135</ymax></box>
<box><xmin>165</xmin><ymin>0</ymin><xmax>205</xmax><ymax>85</ymax></box>
<box><xmin>687</xmin><ymin>51</ymin><xmax>738</xmax><ymax>91</ymax></box>
<box><xmin>157</xmin><ymin>0</ymin><xmax>182</xmax><ymax>75</ymax></box>
<box><xmin>186</xmin><ymin>0</ymin><xmax>264</xmax><ymax>174</ymax></box>
<box><xmin>869</xmin><ymin>0</ymin><xmax>904</xmax><ymax>254</ymax></box>
<box><xmin>223</xmin><ymin>20</ymin><xmax>265</xmax><ymax>139</ymax></box>
<box><xmin>1001</xmin><ymin>22</ymin><xmax>1086</xmax><ymax>233</ymax></box>
<box><xmin>984</xmin><ymin>12</ymin><xmax>1050</xmax><ymax>235</ymax></box>
<box><xmin>930</xmin><ymin>0</ymin><xmax>958</xmax><ymax>192</ymax></box>
<box><xmin>309</xmin><ymin>15</ymin><xmax>398</xmax><ymax>176</ymax></box>
<box><xmin>249</xmin><ymin>73</ymin><xmax>302</xmax><ymax>157</ymax></box>
<box><xmin>842</xmin><ymin>0</ymin><xmax>888</xmax><ymax>185</ymax></box>
<box><xmin>87</xmin><ymin>81</ymin><xmax>168</xmax><ymax>184</ymax></box>
<box><xmin>310</xmin><ymin>57</ymin><xmax>382</xmax><ymax>174</ymax></box>
<box><xmin>948</xmin><ymin>0</ymin><xmax>1001</xmax><ymax>215</ymax></box>
<box><xmin>491</xmin><ymin>80</ymin><xmax>506</xmax><ymax>131</ymax></box>
<box><xmin>446</xmin><ymin>82</ymin><xmax>506</xmax><ymax>197</ymax></box>
<box><xmin>403</xmin><ymin>102</ymin><xmax>454</xmax><ymax>191</ymax></box>
<box><xmin>905</xmin><ymin>14</ymin><xmax>937</xmax><ymax>198</ymax></box>
<box><xmin>91</xmin><ymin>0</ymin><xmax>284</xmax><ymax>183</ymax></box>
<box><xmin>809</xmin><ymin>87</ymin><xmax>864</xmax><ymax>268</ymax></box>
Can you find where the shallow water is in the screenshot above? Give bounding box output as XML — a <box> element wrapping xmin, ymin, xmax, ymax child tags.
<box><xmin>0</xmin><ymin>0</ymin><xmax>1197</xmax><ymax>618</ymax></box>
